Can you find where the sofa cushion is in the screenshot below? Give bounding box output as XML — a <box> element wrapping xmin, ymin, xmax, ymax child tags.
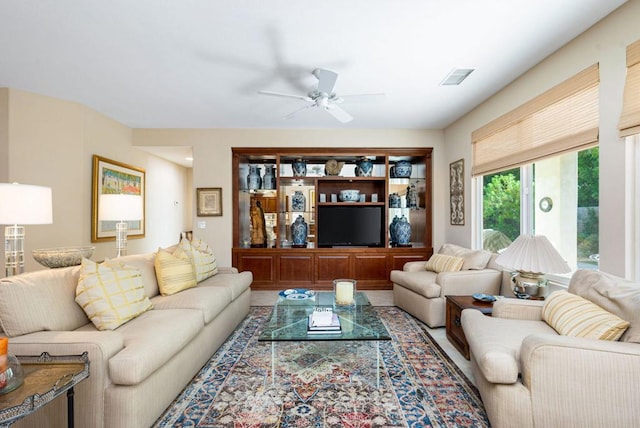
<box><xmin>0</xmin><ymin>266</ymin><xmax>89</xmax><ymax>336</ymax></box>
<box><xmin>154</xmin><ymin>248</ymin><xmax>197</xmax><ymax>296</ymax></box>
<box><xmin>76</xmin><ymin>259</ymin><xmax>153</xmax><ymax>331</ymax></box>
<box><xmin>542</xmin><ymin>290</ymin><xmax>630</xmax><ymax>341</ymax></box>
<box><xmin>198</xmin><ymin>271</ymin><xmax>253</xmax><ymax>301</ymax></box>
<box><xmin>569</xmin><ymin>269</ymin><xmax>640</xmax><ymax>343</ymax></box>
<box><xmin>439</xmin><ymin>243</ymin><xmax>492</xmax><ymax>270</ymax></box>
<box><xmin>425</xmin><ymin>254</ymin><xmax>464</xmax><ymax>273</ymax></box>
<box><xmin>150</xmin><ymin>282</ymin><xmax>232</xmax><ymax>324</ymax></box>
<box><xmin>108</xmin><ymin>308</ymin><xmax>203</xmax><ymax>385</ymax></box>
<box><xmin>174</xmin><ymin>237</ymin><xmax>218</xmax><ymax>282</ymax></box>
<box><xmin>390</xmin><ymin>270</ymin><xmax>440</xmax><ymax>298</ymax></box>
<box><xmin>111</xmin><ymin>253</ymin><xmax>159</xmax><ymax>298</ymax></box>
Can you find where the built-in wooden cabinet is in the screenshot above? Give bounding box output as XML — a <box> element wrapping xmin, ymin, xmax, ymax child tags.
<box><xmin>232</xmin><ymin>147</ymin><xmax>433</xmax><ymax>289</ymax></box>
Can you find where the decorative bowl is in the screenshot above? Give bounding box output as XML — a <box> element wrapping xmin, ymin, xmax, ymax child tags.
<box><xmin>32</xmin><ymin>246</ymin><xmax>95</xmax><ymax>268</ymax></box>
<box><xmin>339</xmin><ymin>189</ymin><xmax>360</xmax><ymax>202</ymax></box>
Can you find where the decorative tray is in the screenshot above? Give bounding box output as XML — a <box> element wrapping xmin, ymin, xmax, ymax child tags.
<box><xmin>278</xmin><ymin>288</ymin><xmax>316</xmax><ymax>300</ymax></box>
<box><xmin>472</xmin><ymin>293</ymin><xmax>497</xmax><ymax>302</ymax></box>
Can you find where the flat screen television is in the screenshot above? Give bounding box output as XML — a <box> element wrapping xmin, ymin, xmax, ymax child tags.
<box><xmin>317</xmin><ymin>206</ymin><xmax>384</xmax><ymax>247</ymax></box>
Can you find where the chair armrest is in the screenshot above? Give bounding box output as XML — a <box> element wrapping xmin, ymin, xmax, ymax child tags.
<box><xmin>437</xmin><ymin>269</ymin><xmax>502</xmax><ymax>296</ymax></box>
<box><xmin>403</xmin><ymin>261</ymin><xmax>428</xmax><ymax>272</ymax></box>
<box><xmin>492</xmin><ymin>298</ymin><xmax>544</xmax><ymax>320</ymax></box>
<box><xmin>520</xmin><ymin>334</ymin><xmax>640</xmax><ymax>426</ymax></box>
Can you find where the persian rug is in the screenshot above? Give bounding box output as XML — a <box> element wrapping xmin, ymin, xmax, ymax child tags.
<box><xmin>154</xmin><ymin>306</ymin><xmax>489</xmax><ymax>427</ymax></box>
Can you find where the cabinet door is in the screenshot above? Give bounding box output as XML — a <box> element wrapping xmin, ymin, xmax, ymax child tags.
<box><xmin>316</xmin><ymin>253</ymin><xmax>351</xmax><ymax>285</ymax></box>
<box><xmin>354</xmin><ymin>254</ymin><xmax>388</xmax><ymax>284</ymax></box>
<box><xmin>234</xmin><ymin>252</ymin><xmax>276</xmax><ymax>288</ymax></box>
<box><xmin>278</xmin><ymin>254</ymin><xmax>314</xmax><ymax>285</ymax></box>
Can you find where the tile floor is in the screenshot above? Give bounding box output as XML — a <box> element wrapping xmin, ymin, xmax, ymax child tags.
<box><xmin>250</xmin><ymin>290</ymin><xmax>474</xmax><ymax>383</ymax></box>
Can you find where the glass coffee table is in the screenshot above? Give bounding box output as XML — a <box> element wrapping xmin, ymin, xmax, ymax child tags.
<box><xmin>258</xmin><ymin>291</ymin><xmax>391</xmax><ymax>387</ymax></box>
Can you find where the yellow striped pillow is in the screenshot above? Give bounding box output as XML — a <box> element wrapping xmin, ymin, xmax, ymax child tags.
<box><xmin>174</xmin><ymin>237</ymin><xmax>218</xmax><ymax>282</ymax></box>
<box><xmin>75</xmin><ymin>258</ymin><xmax>153</xmax><ymax>331</ymax></box>
<box><xmin>542</xmin><ymin>290</ymin><xmax>630</xmax><ymax>341</ymax></box>
<box><xmin>425</xmin><ymin>254</ymin><xmax>464</xmax><ymax>273</ymax></box>
<box><xmin>154</xmin><ymin>248</ymin><xmax>197</xmax><ymax>296</ymax></box>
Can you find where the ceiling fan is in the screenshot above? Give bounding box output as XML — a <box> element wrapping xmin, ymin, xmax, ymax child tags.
<box><xmin>258</xmin><ymin>68</ymin><xmax>384</xmax><ymax>123</ymax></box>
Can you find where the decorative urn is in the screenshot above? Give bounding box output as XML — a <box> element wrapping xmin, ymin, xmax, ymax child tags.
<box><xmin>262</xmin><ymin>164</ymin><xmax>276</xmax><ymax>190</ymax></box>
<box><xmin>291</xmin><ymin>215</ymin><xmax>308</xmax><ymax>247</ymax></box>
<box><xmin>395</xmin><ymin>215</ymin><xmax>412</xmax><ymax>247</ymax></box>
<box><xmin>394</xmin><ymin>160</ymin><xmax>412</xmax><ymax>178</ymax></box>
<box><xmin>292</xmin><ymin>159</ymin><xmax>307</xmax><ymax>177</ymax></box>
<box><xmin>291</xmin><ymin>190</ymin><xmax>306</xmax><ymax>211</ymax></box>
<box><xmin>247</xmin><ymin>165</ymin><xmax>262</xmax><ymax>190</ymax></box>
<box><xmin>389</xmin><ymin>193</ymin><xmax>401</xmax><ymax>208</ymax></box>
<box><xmin>355</xmin><ymin>157</ymin><xmax>373</xmax><ymax>177</ymax></box>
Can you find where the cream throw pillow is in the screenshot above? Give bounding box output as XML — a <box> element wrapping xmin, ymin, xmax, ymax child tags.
<box><xmin>542</xmin><ymin>290</ymin><xmax>630</xmax><ymax>341</ymax></box>
<box><xmin>174</xmin><ymin>237</ymin><xmax>218</xmax><ymax>282</ymax></box>
<box><xmin>75</xmin><ymin>258</ymin><xmax>153</xmax><ymax>331</ymax></box>
<box><xmin>155</xmin><ymin>248</ymin><xmax>197</xmax><ymax>296</ymax></box>
<box><xmin>439</xmin><ymin>243</ymin><xmax>492</xmax><ymax>270</ymax></box>
<box><xmin>425</xmin><ymin>254</ymin><xmax>464</xmax><ymax>273</ymax></box>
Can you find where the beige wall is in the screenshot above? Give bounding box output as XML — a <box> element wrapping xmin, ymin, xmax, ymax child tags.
<box><xmin>0</xmin><ymin>89</ymin><xmax>191</xmax><ymax>273</ymax></box>
<box><xmin>443</xmin><ymin>0</ymin><xmax>640</xmax><ymax>277</ymax></box>
<box><xmin>133</xmin><ymin>128</ymin><xmax>445</xmax><ymax>266</ymax></box>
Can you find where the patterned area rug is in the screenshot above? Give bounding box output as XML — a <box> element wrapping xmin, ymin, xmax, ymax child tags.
<box><xmin>154</xmin><ymin>306</ymin><xmax>489</xmax><ymax>427</ymax></box>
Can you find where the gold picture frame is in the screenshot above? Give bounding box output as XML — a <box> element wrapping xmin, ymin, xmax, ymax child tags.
<box><xmin>197</xmin><ymin>187</ymin><xmax>223</xmax><ymax>216</ymax></box>
<box><xmin>449</xmin><ymin>158</ymin><xmax>464</xmax><ymax>225</ymax></box>
<box><xmin>92</xmin><ymin>155</ymin><xmax>146</xmax><ymax>242</ymax></box>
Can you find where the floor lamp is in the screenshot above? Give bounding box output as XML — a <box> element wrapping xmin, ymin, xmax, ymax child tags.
<box><xmin>0</xmin><ymin>183</ymin><xmax>53</xmax><ymax>276</ymax></box>
<box><xmin>98</xmin><ymin>194</ymin><xmax>143</xmax><ymax>257</ymax></box>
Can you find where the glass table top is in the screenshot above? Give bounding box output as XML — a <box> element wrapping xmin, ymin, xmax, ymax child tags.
<box><xmin>258</xmin><ymin>291</ymin><xmax>391</xmax><ymax>342</ymax></box>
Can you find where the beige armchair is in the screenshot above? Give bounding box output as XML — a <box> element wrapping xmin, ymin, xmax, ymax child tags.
<box><xmin>391</xmin><ymin>244</ymin><xmax>502</xmax><ymax>327</ymax></box>
<box><xmin>461</xmin><ymin>269</ymin><xmax>640</xmax><ymax>428</ymax></box>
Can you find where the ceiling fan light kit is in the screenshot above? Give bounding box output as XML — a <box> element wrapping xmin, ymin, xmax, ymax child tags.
<box><xmin>258</xmin><ymin>68</ymin><xmax>384</xmax><ymax>123</ymax></box>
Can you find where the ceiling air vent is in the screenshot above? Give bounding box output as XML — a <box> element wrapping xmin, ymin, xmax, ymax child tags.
<box><xmin>440</xmin><ymin>68</ymin><xmax>475</xmax><ymax>86</ymax></box>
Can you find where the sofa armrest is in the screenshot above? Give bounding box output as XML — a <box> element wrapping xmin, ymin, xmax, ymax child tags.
<box><xmin>403</xmin><ymin>261</ymin><xmax>427</xmax><ymax>272</ymax></box>
<box><xmin>437</xmin><ymin>269</ymin><xmax>502</xmax><ymax>296</ymax></box>
<box><xmin>520</xmin><ymin>334</ymin><xmax>640</xmax><ymax>426</ymax></box>
<box><xmin>493</xmin><ymin>298</ymin><xmax>544</xmax><ymax>320</ymax></box>
<box><xmin>217</xmin><ymin>266</ymin><xmax>239</xmax><ymax>274</ymax></box>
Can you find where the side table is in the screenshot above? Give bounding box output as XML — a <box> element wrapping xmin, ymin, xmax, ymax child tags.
<box><xmin>0</xmin><ymin>352</ymin><xmax>89</xmax><ymax>427</ymax></box>
<box><xmin>445</xmin><ymin>295</ymin><xmax>494</xmax><ymax>359</ymax></box>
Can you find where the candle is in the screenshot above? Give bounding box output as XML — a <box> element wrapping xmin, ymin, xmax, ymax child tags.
<box><xmin>335</xmin><ymin>281</ymin><xmax>354</xmax><ymax>305</ymax></box>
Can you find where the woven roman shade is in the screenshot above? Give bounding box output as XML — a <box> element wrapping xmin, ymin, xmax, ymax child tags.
<box><xmin>472</xmin><ymin>64</ymin><xmax>599</xmax><ymax>176</ymax></box>
<box><xmin>619</xmin><ymin>40</ymin><xmax>640</xmax><ymax>138</ymax></box>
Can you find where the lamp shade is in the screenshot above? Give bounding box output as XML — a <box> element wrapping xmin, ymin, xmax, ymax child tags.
<box><xmin>495</xmin><ymin>234</ymin><xmax>571</xmax><ymax>274</ymax></box>
<box><xmin>99</xmin><ymin>194</ymin><xmax>143</xmax><ymax>221</ymax></box>
<box><xmin>0</xmin><ymin>183</ymin><xmax>53</xmax><ymax>225</ymax></box>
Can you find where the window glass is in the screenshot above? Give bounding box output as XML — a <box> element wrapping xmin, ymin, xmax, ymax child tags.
<box><xmin>480</xmin><ymin>146</ymin><xmax>599</xmax><ymax>272</ymax></box>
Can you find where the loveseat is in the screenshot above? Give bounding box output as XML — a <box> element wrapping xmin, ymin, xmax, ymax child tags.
<box><xmin>0</xmin><ymin>241</ymin><xmax>253</xmax><ymax>428</ymax></box>
<box><xmin>391</xmin><ymin>243</ymin><xmax>503</xmax><ymax>327</ymax></box>
<box><xmin>461</xmin><ymin>269</ymin><xmax>640</xmax><ymax>428</ymax></box>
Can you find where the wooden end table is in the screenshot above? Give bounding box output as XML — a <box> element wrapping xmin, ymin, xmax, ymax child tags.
<box><xmin>445</xmin><ymin>295</ymin><xmax>494</xmax><ymax>360</ymax></box>
<box><xmin>0</xmin><ymin>352</ymin><xmax>90</xmax><ymax>427</ymax></box>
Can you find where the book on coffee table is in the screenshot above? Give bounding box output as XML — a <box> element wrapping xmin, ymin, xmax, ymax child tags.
<box><xmin>307</xmin><ymin>308</ymin><xmax>341</xmax><ymax>334</ymax></box>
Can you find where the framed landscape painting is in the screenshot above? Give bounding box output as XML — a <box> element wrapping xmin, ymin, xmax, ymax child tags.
<box><xmin>92</xmin><ymin>155</ymin><xmax>146</xmax><ymax>242</ymax></box>
<box><xmin>449</xmin><ymin>158</ymin><xmax>464</xmax><ymax>225</ymax></box>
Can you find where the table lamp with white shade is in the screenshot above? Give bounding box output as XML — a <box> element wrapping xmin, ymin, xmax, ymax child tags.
<box><xmin>0</xmin><ymin>183</ymin><xmax>53</xmax><ymax>276</ymax></box>
<box><xmin>495</xmin><ymin>234</ymin><xmax>571</xmax><ymax>298</ymax></box>
<box><xmin>98</xmin><ymin>194</ymin><xmax>143</xmax><ymax>257</ymax></box>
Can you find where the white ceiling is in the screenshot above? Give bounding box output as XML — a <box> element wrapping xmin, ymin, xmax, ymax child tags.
<box><xmin>0</xmin><ymin>0</ymin><xmax>627</xmax><ymax>165</ymax></box>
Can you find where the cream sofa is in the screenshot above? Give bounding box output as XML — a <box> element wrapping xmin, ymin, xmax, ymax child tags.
<box><xmin>391</xmin><ymin>244</ymin><xmax>503</xmax><ymax>327</ymax></box>
<box><xmin>461</xmin><ymin>269</ymin><xmax>640</xmax><ymax>428</ymax></box>
<box><xmin>0</xmin><ymin>251</ymin><xmax>253</xmax><ymax>428</ymax></box>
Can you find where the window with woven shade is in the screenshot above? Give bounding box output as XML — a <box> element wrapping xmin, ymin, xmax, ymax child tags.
<box><xmin>619</xmin><ymin>39</ymin><xmax>640</xmax><ymax>137</ymax></box>
<box><xmin>472</xmin><ymin>64</ymin><xmax>599</xmax><ymax>176</ymax></box>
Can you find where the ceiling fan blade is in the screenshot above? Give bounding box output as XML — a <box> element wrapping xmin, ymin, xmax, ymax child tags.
<box><xmin>338</xmin><ymin>93</ymin><xmax>386</xmax><ymax>103</ymax></box>
<box><xmin>284</xmin><ymin>103</ymin><xmax>316</xmax><ymax>120</ymax></box>
<box><xmin>313</xmin><ymin>68</ymin><xmax>338</xmax><ymax>95</ymax></box>
<box><xmin>258</xmin><ymin>90</ymin><xmax>312</xmax><ymax>102</ymax></box>
<box><xmin>324</xmin><ymin>104</ymin><xmax>353</xmax><ymax>123</ymax></box>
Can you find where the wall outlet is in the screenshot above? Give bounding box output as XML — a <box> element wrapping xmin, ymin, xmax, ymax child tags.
<box><xmin>197</xmin><ymin>221</ymin><xmax>206</xmax><ymax>229</ymax></box>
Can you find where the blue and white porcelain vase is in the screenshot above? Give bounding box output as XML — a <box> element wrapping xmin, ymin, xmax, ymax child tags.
<box><xmin>292</xmin><ymin>159</ymin><xmax>307</xmax><ymax>177</ymax></box>
<box><xmin>291</xmin><ymin>215</ymin><xmax>308</xmax><ymax>247</ymax></box>
<box><xmin>247</xmin><ymin>165</ymin><xmax>262</xmax><ymax>190</ymax></box>
<box><xmin>394</xmin><ymin>160</ymin><xmax>412</xmax><ymax>178</ymax></box>
<box><xmin>262</xmin><ymin>164</ymin><xmax>276</xmax><ymax>190</ymax></box>
<box><xmin>395</xmin><ymin>215</ymin><xmax>412</xmax><ymax>246</ymax></box>
<box><xmin>389</xmin><ymin>193</ymin><xmax>401</xmax><ymax>208</ymax></box>
<box><xmin>291</xmin><ymin>190</ymin><xmax>306</xmax><ymax>211</ymax></box>
<box><xmin>355</xmin><ymin>157</ymin><xmax>373</xmax><ymax>177</ymax></box>
<box><xmin>389</xmin><ymin>215</ymin><xmax>400</xmax><ymax>245</ymax></box>
<box><xmin>406</xmin><ymin>184</ymin><xmax>418</xmax><ymax>209</ymax></box>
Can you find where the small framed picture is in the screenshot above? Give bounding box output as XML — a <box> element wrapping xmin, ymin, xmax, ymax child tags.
<box><xmin>197</xmin><ymin>188</ymin><xmax>223</xmax><ymax>216</ymax></box>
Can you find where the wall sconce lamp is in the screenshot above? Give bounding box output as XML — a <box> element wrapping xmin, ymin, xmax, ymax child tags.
<box><xmin>0</xmin><ymin>183</ymin><xmax>53</xmax><ymax>276</ymax></box>
<box><xmin>98</xmin><ymin>194</ymin><xmax>143</xmax><ymax>257</ymax></box>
